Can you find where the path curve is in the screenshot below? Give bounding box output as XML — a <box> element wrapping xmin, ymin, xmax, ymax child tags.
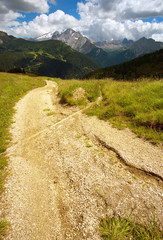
<box><xmin>3</xmin><ymin>81</ymin><xmax>163</xmax><ymax>239</ymax></box>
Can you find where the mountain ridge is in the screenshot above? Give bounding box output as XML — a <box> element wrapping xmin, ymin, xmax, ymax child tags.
<box><xmin>0</xmin><ymin>31</ymin><xmax>99</xmax><ymax>79</ymax></box>
<box><xmin>35</xmin><ymin>29</ymin><xmax>163</xmax><ymax>67</ymax></box>
<box><xmin>84</xmin><ymin>49</ymin><xmax>163</xmax><ymax>80</ymax></box>
<box><xmin>35</xmin><ymin>28</ymin><xmax>107</xmax><ymax>67</ymax></box>
<box><xmin>0</xmin><ymin>30</ymin><xmax>163</xmax><ymax>79</ymax></box>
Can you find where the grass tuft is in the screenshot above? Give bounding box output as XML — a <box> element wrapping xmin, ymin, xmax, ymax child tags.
<box><xmin>0</xmin><ymin>220</ymin><xmax>9</xmax><ymax>239</ymax></box>
<box><xmin>57</xmin><ymin>79</ymin><xmax>101</xmax><ymax>106</ymax></box>
<box><xmin>100</xmin><ymin>215</ymin><xmax>163</xmax><ymax>240</ymax></box>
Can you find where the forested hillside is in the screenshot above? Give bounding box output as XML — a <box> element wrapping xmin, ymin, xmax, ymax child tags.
<box><xmin>85</xmin><ymin>49</ymin><xmax>163</xmax><ymax>80</ymax></box>
<box><xmin>0</xmin><ymin>33</ymin><xmax>99</xmax><ymax>79</ymax></box>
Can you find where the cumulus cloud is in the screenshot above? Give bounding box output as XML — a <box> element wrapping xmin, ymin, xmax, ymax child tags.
<box><xmin>0</xmin><ymin>11</ymin><xmax>23</xmax><ymax>32</ymax></box>
<box><xmin>78</xmin><ymin>0</ymin><xmax>163</xmax><ymax>20</ymax></box>
<box><xmin>152</xmin><ymin>33</ymin><xmax>163</xmax><ymax>41</ymax></box>
<box><xmin>0</xmin><ymin>0</ymin><xmax>52</xmax><ymax>35</ymax></box>
<box><xmin>8</xmin><ymin>10</ymin><xmax>79</xmax><ymax>38</ymax></box>
<box><xmin>80</xmin><ymin>18</ymin><xmax>163</xmax><ymax>41</ymax></box>
<box><xmin>77</xmin><ymin>0</ymin><xmax>163</xmax><ymax>41</ymax></box>
<box><xmin>0</xmin><ymin>0</ymin><xmax>50</xmax><ymax>14</ymax></box>
<box><xmin>0</xmin><ymin>0</ymin><xmax>163</xmax><ymax>42</ymax></box>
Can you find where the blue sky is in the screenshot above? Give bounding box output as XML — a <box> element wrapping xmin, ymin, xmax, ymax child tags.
<box><xmin>49</xmin><ymin>0</ymin><xmax>82</xmax><ymax>19</ymax></box>
<box><xmin>0</xmin><ymin>0</ymin><xmax>163</xmax><ymax>41</ymax></box>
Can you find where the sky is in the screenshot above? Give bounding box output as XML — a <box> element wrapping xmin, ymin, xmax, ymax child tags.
<box><xmin>0</xmin><ymin>0</ymin><xmax>163</xmax><ymax>42</ymax></box>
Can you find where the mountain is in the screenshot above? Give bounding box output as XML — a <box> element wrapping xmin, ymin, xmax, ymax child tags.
<box><xmin>35</xmin><ymin>30</ymin><xmax>163</xmax><ymax>68</ymax></box>
<box><xmin>0</xmin><ymin>31</ymin><xmax>15</xmax><ymax>46</ymax></box>
<box><xmin>95</xmin><ymin>38</ymin><xmax>134</xmax><ymax>51</ymax></box>
<box><xmin>0</xmin><ymin>31</ymin><xmax>99</xmax><ymax>79</ymax></box>
<box><xmin>36</xmin><ymin>28</ymin><xmax>95</xmax><ymax>54</ymax></box>
<box><xmin>99</xmin><ymin>37</ymin><xmax>163</xmax><ymax>67</ymax></box>
<box><xmin>122</xmin><ymin>38</ymin><xmax>134</xmax><ymax>47</ymax></box>
<box><xmin>84</xmin><ymin>49</ymin><xmax>163</xmax><ymax>80</ymax></box>
<box><xmin>128</xmin><ymin>37</ymin><xmax>163</xmax><ymax>57</ymax></box>
<box><xmin>35</xmin><ymin>29</ymin><xmax>109</xmax><ymax>67</ymax></box>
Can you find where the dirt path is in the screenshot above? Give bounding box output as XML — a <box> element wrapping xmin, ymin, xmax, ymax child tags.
<box><xmin>3</xmin><ymin>81</ymin><xmax>163</xmax><ymax>239</ymax></box>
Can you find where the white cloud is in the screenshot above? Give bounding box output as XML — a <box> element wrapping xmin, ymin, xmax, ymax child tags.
<box><xmin>0</xmin><ymin>0</ymin><xmax>163</xmax><ymax>42</ymax></box>
<box><xmin>8</xmin><ymin>10</ymin><xmax>79</xmax><ymax>38</ymax></box>
<box><xmin>0</xmin><ymin>0</ymin><xmax>50</xmax><ymax>33</ymax></box>
<box><xmin>77</xmin><ymin>0</ymin><xmax>163</xmax><ymax>20</ymax></box>
<box><xmin>77</xmin><ymin>0</ymin><xmax>163</xmax><ymax>41</ymax></box>
<box><xmin>0</xmin><ymin>11</ymin><xmax>23</xmax><ymax>31</ymax></box>
<box><xmin>152</xmin><ymin>33</ymin><xmax>163</xmax><ymax>41</ymax></box>
<box><xmin>79</xmin><ymin>18</ymin><xmax>163</xmax><ymax>41</ymax></box>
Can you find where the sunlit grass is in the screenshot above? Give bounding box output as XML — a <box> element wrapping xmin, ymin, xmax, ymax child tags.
<box><xmin>56</xmin><ymin>79</ymin><xmax>101</xmax><ymax>105</ymax></box>
<box><xmin>56</xmin><ymin>78</ymin><xmax>163</xmax><ymax>144</ymax></box>
<box><xmin>0</xmin><ymin>72</ymin><xmax>45</xmax><ymax>238</ymax></box>
<box><xmin>100</xmin><ymin>214</ymin><xmax>163</xmax><ymax>240</ymax></box>
<box><xmin>0</xmin><ymin>220</ymin><xmax>9</xmax><ymax>239</ymax></box>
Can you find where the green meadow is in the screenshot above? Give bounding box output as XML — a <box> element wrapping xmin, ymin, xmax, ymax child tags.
<box><xmin>57</xmin><ymin>78</ymin><xmax>163</xmax><ymax>145</ymax></box>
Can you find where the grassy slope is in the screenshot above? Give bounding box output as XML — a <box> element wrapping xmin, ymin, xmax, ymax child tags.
<box><xmin>0</xmin><ymin>39</ymin><xmax>99</xmax><ymax>79</ymax></box>
<box><xmin>56</xmin><ymin>79</ymin><xmax>163</xmax><ymax>145</ymax></box>
<box><xmin>0</xmin><ymin>72</ymin><xmax>45</xmax><ymax>238</ymax></box>
<box><xmin>84</xmin><ymin>49</ymin><xmax>163</xmax><ymax>80</ymax></box>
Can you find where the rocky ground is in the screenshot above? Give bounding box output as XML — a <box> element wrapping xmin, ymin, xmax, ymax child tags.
<box><xmin>1</xmin><ymin>81</ymin><xmax>163</xmax><ymax>239</ymax></box>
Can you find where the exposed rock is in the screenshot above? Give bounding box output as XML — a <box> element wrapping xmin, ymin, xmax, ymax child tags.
<box><xmin>73</xmin><ymin>87</ymin><xmax>86</xmax><ymax>101</ymax></box>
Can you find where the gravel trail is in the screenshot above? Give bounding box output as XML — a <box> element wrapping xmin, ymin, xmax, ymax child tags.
<box><xmin>3</xmin><ymin>81</ymin><xmax>163</xmax><ymax>239</ymax></box>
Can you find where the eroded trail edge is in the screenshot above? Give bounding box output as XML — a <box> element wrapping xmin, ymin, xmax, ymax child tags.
<box><xmin>3</xmin><ymin>81</ymin><xmax>163</xmax><ymax>240</ymax></box>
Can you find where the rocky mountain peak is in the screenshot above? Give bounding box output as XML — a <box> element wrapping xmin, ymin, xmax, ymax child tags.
<box><xmin>122</xmin><ymin>38</ymin><xmax>134</xmax><ymax>47</ymax></box>
<box><xmin>0</xmin><ymin>31</ymin><xmax>15</xmax><ymax>45</ymax></box>
<box><xmin>50</xmin><ymin>29</ymin><xmax>95</xmax><ymax>54</ymax></box>
<box><xmin>52</xmin><ymin>31</ymin><xmax>60</xmax><ymax>38</ymax></box>
<box><xmin>129</xmin><ymin>37</ymin><xmax>163</xmax><ymax>57</ymax></box>
<box><xmin>64</xmin><ymin>28</ymin><xmax>75</xmax><ymax>35</ymax></box>
<box><xmin>0</xmin><ymin>31</ymin><xmax>8</xmax><ymax>37</ymax></box>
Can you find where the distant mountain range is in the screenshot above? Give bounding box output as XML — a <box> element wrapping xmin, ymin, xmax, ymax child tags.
<box><xmin>0</xmin><ymin>29</ymin><xmax>163</xmax><ymax>79</ymax></box>
<box><xmin>0</xmin><ymin>31</ymin><xmax>98</xmax><ymax>79</ymax></box>
<box><xmin>95</xmin><ymin>38</ymin><xmax>134</xmax><ymax>51</ymax></box>
<box><xmin>84</xmin><ymin>49</ymin><xmax>163</xmax><ymax>80</ymax></box>
<box><xmin>35</xmin><ymin>29</ymin><xmax>163</xmax><ymax>67</ymax></box>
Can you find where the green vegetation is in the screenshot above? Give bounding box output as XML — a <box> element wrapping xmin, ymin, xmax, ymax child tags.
<box><xmin>0</xmin><ymin>220</ymin><xmax>9</xmax><ymax>239</ymax></box>
<box><xmin>85</xmin><ymin>49</ymin><xmax>163</xmax><ymax>80</ymax></box>
<box><xmin>0</xmin><ymin>72</ymin><xmax>45</xmax><ymax>238</ymax></box>
<box><xmin>100</xmin><ymin>215</ymin><xmax>163</xmax><ymax>240</ymax></box>
<box><xmin>57</xmin><ymin>79</ymin><xmax>163</xmax><ymax>144</ymax></box>
<box><xmin>47</xmin><ymin>111</ymin><xmax>56</xmax><ymax>116</ymax></box>
<box><xmin>0</xmin><ymin>38</ymin><xmax>99</xmax><ymax>79</ymax></box>
<box><xmin>58</xmin><ymin>79</ymin><xmax>101</xmax><ymax>106</ymax></box>
<box><xmin>87</xmin><ymin>47</ymin><xmax>128</xmax><ymax>67</ymax></box>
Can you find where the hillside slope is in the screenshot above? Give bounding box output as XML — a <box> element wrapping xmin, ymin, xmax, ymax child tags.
<box><xmin>36</xmin><ymin>28</ymin><xmax>108</xmax><ymax>67</ymax></box>
<box><xmin>84</xmin><ymin>49</ymin><xmax>163</xmax><ymax>80</ymax></box>
<box><xmin>35</xmin><ymin>30</ymin><xmax>163</xmax><ymax>68</ymax></box>
<box><xmin>0</xmin><ymin>31</ymin><xmax>99</xmax><ymax>79</ymax></box>
<box><xmin>93</xmin><ymin>37</ymin><xmax>163</xmax><ymax>67</ymax></box>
